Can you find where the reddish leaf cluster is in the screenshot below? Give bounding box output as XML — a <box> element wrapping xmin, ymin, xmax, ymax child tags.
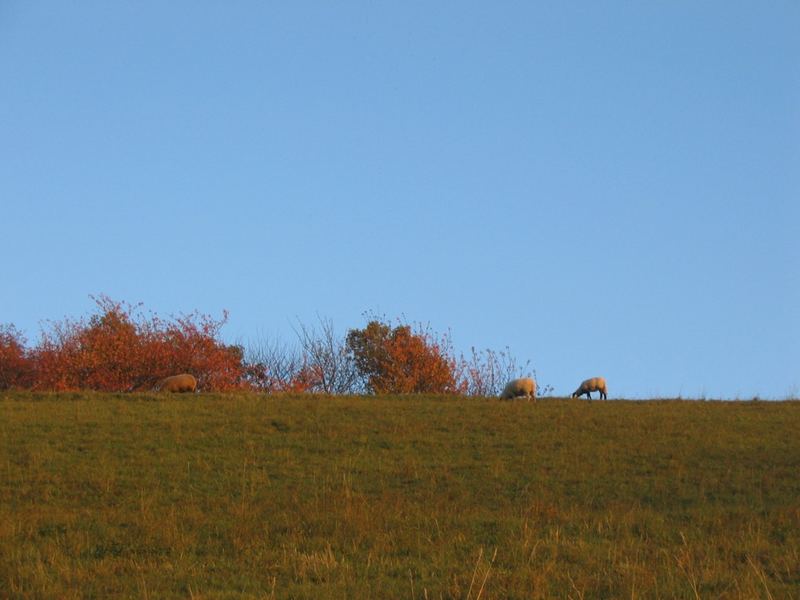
<box><xmin>346</xmin><ymin>320</ymin><xmax>462</xmax><ymax>394</ymax></box>
<box><xmin>4</xmin><ymin>295</ymin><xmax>246</xmax><ymax>392</ymax></box>
<box><xmin>0</xmin><ymin>325</ymin><xmax>33</xmax><ymax>390</ymax></box>
<box><xmin>249</xmin><ymin>361</ymin><xmax>330</xmax><ymax>394</ymax></box>
<box><xmin>2</xmin><ymin>300</ymin><xmax>537</xmax><ymax>396</ymax></box>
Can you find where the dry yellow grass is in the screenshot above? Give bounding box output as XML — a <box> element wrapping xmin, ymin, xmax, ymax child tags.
<box><xmin>1</xmin><ymin>393</ymin><xmax>798</xmax><ymax>598</ymax></box>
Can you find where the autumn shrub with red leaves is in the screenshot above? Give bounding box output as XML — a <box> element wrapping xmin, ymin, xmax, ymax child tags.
<box><xmin>4</xmin><ymin>299</ymin><xmax>539</xmax><ymax>396</ymax></box>
<box><xmin>346</xmin><ymin>318</ymin><xmax>463</xmax><ymax>394</ymax></box>
<box><xmin>26</xmin><ymin>296</ymin><xmax>246</xmax><ymax>392</ymax></box>
<box><xmin>0</xmin><ymin>324</ymin><xmax>34</xmax><ymax>390</ymax></box>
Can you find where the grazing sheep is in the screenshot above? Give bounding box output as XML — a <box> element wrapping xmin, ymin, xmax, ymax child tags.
<box><xmin>155</xmin><ymin>373</ymin><xmax>197</xmax><ymax>393</ymax></box>
<box><xmin>500</xmin><ymin>377</ymin><xmax>536</xmax><ymax>401</ymax></box>
<box><xmin>572</xmin><ymin>376</ymin><xmax>607</xmax><ymax>400</ymax></box>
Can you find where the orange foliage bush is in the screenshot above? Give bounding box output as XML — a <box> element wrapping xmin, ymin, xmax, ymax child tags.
<box><xmin>285</xmin><ymin>363</ymin><xmax>324</xmax><ymax>393</ymax></box>
<box><xmin>4</xmin><ymin>300</ymin><xmax>537</xmax><ymax>396</ymax></box>
<box><xmin>26</xmin><ymin>295</ymin><xmax>246</xmax><ymax>392</ymax></box>
<box><xmin>346</xmin><ymin>319</ymin><xmax>462</xmax><ymax>394</ymax></box>
<box><xmin>0</xmin><ymin>324</ymin><xmax>33</xmax><ymax>390</ymax></box>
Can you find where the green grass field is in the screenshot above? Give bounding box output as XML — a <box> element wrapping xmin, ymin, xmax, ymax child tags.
<box><xmin>1</xmin><ymin>393</ymin><xmax>798</xmax><ymax>599</ymax></box>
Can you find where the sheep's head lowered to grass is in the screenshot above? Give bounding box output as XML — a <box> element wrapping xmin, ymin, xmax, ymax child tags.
<box><xmin>572</xmin><ymin>377</ymin><xmax>607</xmax><ymax>400</ymax></box>
<box><xmin>500</xmin><ymin>377</ymin><xmax>536</xmax><ymax>401</ymax></box>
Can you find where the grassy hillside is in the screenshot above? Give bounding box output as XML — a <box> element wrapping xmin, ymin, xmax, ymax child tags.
<box><xmin>1</xmin><ymin>393</ymin><xmax>798</xmax><ymax>598</ymax></box>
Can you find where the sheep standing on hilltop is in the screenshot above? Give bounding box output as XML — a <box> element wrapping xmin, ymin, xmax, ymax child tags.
<box><xmin>500</xmin><ymin>377</ymin><xmax>536</xmax><ymax>401</ymax></box>
<box><xmin>155</xmin><ymin>373</ymin><xmax>197</xmax><ymax>393</ymax></box>
<box><xmin>572</xmin><ymin>377</ymin><xmax>607</xmax><ymax>400</ymax></box>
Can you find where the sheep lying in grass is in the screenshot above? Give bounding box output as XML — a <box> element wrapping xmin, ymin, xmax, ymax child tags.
<box><xmin>155</xmin><ymin>373</ymin><xmax>197</xmax><ymax>393</ymax></box>
<box><xmin>572</xmin><ymin>377</ymin><xmax>607</xmax><ymax>400</ymax></box>
<box><xmin>500</xmin><ymin>377</ymin><xmax>536</xmax><ymax>401</ymax></box>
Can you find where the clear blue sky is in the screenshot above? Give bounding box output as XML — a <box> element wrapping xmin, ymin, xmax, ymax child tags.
<box><xmin>1</xmin><ymin>2</ymin><xmax>798</xmax><ymax>398</ymax></box>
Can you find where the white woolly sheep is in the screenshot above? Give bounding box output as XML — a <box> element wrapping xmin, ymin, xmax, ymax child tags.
<box><xmin>572</xmin><ymin>376</ymin><xmax>607</xmax><ymax>400</ymax></box>
<box><xmin>155</xmin><ymin>373</ymin><xmax>197</xmax><ymax>393</ymax></box>
<box><xmin>500</xmin><ymin>377</ymin><xmax>536</xmax><ymax>401</ymax></box>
